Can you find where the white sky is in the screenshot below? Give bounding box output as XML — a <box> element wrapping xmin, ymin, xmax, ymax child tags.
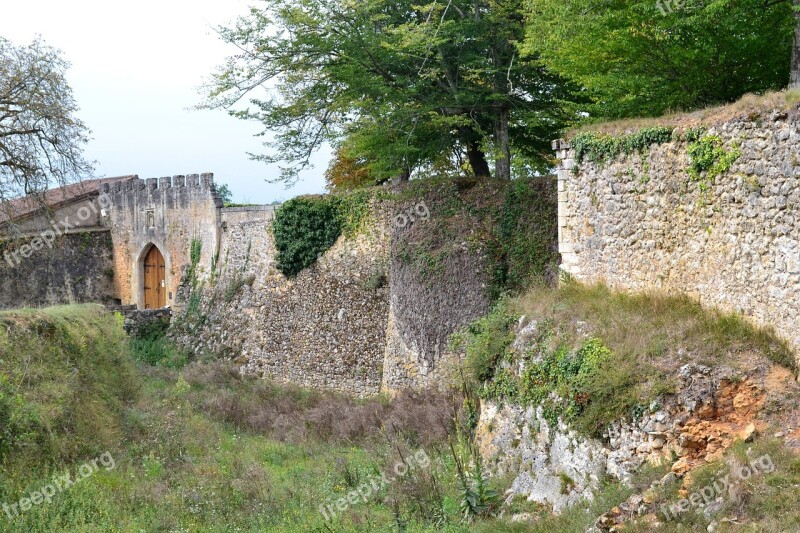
<box><xmin>0</xmin><ymin>0</ymin><xmax>329</xmax><ymax>204</ymax></box>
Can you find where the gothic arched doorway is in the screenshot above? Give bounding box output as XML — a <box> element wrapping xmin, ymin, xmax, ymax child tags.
<box><xmin>142</xmin><ymin>245</ymin><xmax>166</xmax><ymax>309</ymax></box>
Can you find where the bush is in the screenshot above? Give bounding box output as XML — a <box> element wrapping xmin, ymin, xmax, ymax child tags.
<box><xmin>128</xmin><ymin>319</ymin><xmax>187</xmax><ymax>368</ymax></box>
<box><xmin>273</xmin><ymin>196</ymin><xmax>342</xmax><ymax>276</ymax></box>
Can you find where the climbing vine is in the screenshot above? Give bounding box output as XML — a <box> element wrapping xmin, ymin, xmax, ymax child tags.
<box><xmin>488</xmin><ymin>177</ymin><xmax>558</xmax><ymax>299</ymax></box>
<box><xmin>687</xmin><ymin>133</ymin><xmax>741</xmax><ymax>191</ymax></box>
<box><xmin>571</xmin><ymin>126</ymin><xmax>674</xmax><ymax>165</ymax></box>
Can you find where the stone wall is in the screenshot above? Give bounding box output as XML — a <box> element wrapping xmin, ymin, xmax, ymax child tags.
<box><xmin>171</xmin><ymin>200</ymin><xmax>392</xmax><ymax>395</ymax></box>
<box><xmin>170</xmin><ymin>179</ymin><xmax>557</xmax><ymax>395</ymax></box>
<box><xmin>555</xmin><ymin>112</ymin><xmax>800</xmax><ymax>354</ymax></box>
<box><xmin>0</xmin><ymin>231</ymin><xmax>115</xmax><ymax>308</ymax></box>
<box><xmin>102</xmin><ymin>174</ymin><xmax>222</xmax><ymax>309</ymax></box>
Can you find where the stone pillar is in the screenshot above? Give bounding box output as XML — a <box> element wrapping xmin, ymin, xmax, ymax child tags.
<box><xmin>552</xmin><ymin>139</ymin><xmax>581</xmax><ymax>277</ymax></box>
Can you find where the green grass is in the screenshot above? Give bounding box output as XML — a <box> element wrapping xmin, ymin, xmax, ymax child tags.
<box><xmin>1</xmin><ymin>300</ymin><xmax>796</xmax><ymax>531</ymax></box>
<box><xmin>0</xmin><ymin>304</ymin><xmax>138</xmax><ymax>469</ymax></box>
<box><xmin>0</xmin><ymin>306</ymin><xmax>508</xmax><ymax>532</ymax></box>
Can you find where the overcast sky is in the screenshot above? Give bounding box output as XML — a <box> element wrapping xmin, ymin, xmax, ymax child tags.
<box><xmin>0</xmin><ymin>0</ymin><xmax>328</xmax><ymax>204</ymax></box>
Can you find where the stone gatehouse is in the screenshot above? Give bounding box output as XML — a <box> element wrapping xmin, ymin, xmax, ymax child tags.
<box><xmin>0</xmin><ymin>173</ymin><xmax>272</xmax><ymax>310</ymax></box>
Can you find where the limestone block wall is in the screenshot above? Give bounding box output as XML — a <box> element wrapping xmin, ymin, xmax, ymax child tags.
<box><xmin>102</xmin><ymin>174</ymin><xmax>222</xmax><ymax>309</ymax></box>
<box><xmin>555</xmin><ymin>112</ymin><xmax>800</xmax><ymax>352</ymax></box>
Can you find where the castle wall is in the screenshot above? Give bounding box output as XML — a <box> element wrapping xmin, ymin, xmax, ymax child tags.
<box><xmin>169</xmin><ymin>179</ymin><xmax>557</xmax><ymax>395</ymax></box>
<box><xmin>4</xmin><ymin>194</ymin><xmax>108</xmax><ymax>236</ymax></box>
<box><xmin>555</xmin><ymin>112</ymin><xmax>800</xmax><ymax>354</ymax></box>
<box><xmin>170</xmin><ymin>201</ymin><xmax>392</xmax><ymax>395</ymax></box>
<box><xmin>0</xmin><ymin>231</ymin><xmax>115</xmax><ymax>308</ymax></box>
<box><xmin>102</xmin><ymin>174</ymin><xmax>222</xmax><ymax>309</ymax></box>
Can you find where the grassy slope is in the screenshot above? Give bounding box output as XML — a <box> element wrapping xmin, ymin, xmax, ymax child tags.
<box><xmin>458</xmin><ymin>280</ymin><xmax>800</xmax><ymax>531</ymax></box>
<box><xmin>567</xmin><ymin>88</ymin><xmax>800</xmax><ymax>138</ymax></box>
<box><xmin>0</xmin><ymin>306</ymin><xmax>513</xmax><ymax>532</ymax></box>
<box><xmin>2</xmin><ymin>287</ymin><xmax>799</xmax><ymax>532</ymax></box>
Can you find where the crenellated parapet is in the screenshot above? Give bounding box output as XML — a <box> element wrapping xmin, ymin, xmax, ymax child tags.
<box><xmin>100</xmin><ymin>173</ymin><xmax>223</xmax><ymax>208</ymax></box>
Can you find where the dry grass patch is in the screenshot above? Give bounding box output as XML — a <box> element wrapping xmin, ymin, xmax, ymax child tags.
<box><xmin>567</xmin><ymin>89</ymin><xmax>800</xmax><ymax>138</ymax></box>
<box><xmin>513</xmin><ymin>281</ymin><xmax>795</xmax><ymax>375</ymax></box>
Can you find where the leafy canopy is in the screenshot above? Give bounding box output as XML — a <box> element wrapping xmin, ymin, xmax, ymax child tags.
<box><xmin>203</xmin><ymin>0</ymin><xmax>576</xmax><ymax>184</ymax></box>
<box><xmin>525</xmin><ymin>0</ymin><xmax>795</xmax><ymax>119</ymax></box>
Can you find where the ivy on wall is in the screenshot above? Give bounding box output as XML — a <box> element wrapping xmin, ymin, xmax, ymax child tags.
<box><xmin>687</xmin><ymin>133</ymin><xmax>742</xmax><ymax>191</ymax></box>
<box><xmin>272</xmin><ymin>191</ymin><xmax>374</xmax><ymax>277</ymax></box>
<box><xmin>571</xmin><ymin>127</ymin><xmax>674</xmax><ymax>164</ymax></box>
<box><xmin>488</xmin><ymin>177</ymin><xmax>558</xmax><ymax>299</ymax></box>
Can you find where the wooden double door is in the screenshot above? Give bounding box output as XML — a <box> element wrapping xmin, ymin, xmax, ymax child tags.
<box><xmin>143</xmin><ymin>246</ymin><xmax>166</xmax><ymax>309</ymax></box>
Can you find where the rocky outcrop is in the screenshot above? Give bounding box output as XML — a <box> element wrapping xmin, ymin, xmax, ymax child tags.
<box><xmin>477</xmin><ymin>317</ymin><xmax>770</xmax><ymax>517</ymax></box>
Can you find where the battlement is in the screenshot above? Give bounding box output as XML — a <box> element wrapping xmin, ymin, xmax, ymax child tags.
<box><xmin>100</xmin><ymin>173</ymin><xmax>218</xmax><ymax>195</ymax></box>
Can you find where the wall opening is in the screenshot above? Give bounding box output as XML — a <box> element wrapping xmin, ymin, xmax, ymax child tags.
<box><xmin>142</xmin><ymin>244</ymin><xmax>166</xmax><ymax>309</ymax></box>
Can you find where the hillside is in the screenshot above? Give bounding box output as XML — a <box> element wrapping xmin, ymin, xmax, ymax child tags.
<box><xmin>1</xmin><ymin>284</ymin><xmax>799</xmax><ymax>531</ymax></box>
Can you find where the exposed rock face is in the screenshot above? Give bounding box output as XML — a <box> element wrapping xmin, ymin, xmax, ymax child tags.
<box><xmin>554</xmin><ymin>112</ymin><xmax>800</xmax><ymax>357</ymax></box>
<box><xmin>477</xmin><ymin>353</ymin><xmax>768</xmax><ymax>515</ymax></box>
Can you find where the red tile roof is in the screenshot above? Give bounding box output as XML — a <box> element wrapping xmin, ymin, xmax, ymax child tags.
<box><xmin>0</xmin><ymin>176</ymin><xmax>136</xmax><ymax>224</ymax></box>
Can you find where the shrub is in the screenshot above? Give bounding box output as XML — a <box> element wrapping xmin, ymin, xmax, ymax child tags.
<box><xmin>129</xmin><ymin>319</ymin><xmax>188</xmax><ymax>368</ymax></box>
<box><xmin>273</xmin><ymin>196</ymin><xmax>342</xmax><ymax>276</ymax></box>
<box><xmin>451</xmin><ymin>301</ymin><xmax>517</xmax><ymax>384</ymax></box>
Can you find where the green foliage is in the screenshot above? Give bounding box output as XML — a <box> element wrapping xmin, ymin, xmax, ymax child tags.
<box><xmin>572</xmin><ymin>127</ymin><xmax>674</xmax><ymax>164</ymax></box>
<box><xmin>273</xmin><ymin>196</ymin><xmax>342</xmax><ymax>277</ymax></box>
<box><xmin>0</xmin><ymin>305</ymin><xmax>138</xmax><ymax>468</ymax></box>
<box><xmin>0</xmin><ymin>375</ymin><xmax>40</xmax><ymax>464</ymax></box>
<box><xmin>489</xmin><ymin>177</ymin><xmax>559</xmax><ymax>299</ymax></box>
<box><xmin>687</xmin><ymin>134</ymin><xmax>742</xmax><ymax>188</ymax></box>
<box><xmin>518</xmin><ymin>337</ymin><xmax>614</xmax><ymax>433</ymax></box>
<box><xmin>189</xmin><ymin>238</ymin><xmax>202</xmax><ymax>269</ymax></box>
<box><xmin>181</xmin><ymin>238</ymin><xmax>207</xmax><ymax>329</ymax></box>
<box><xmin>273</xmin><ymin>191</ymin><xmax>374</xmax><ymax>277</ymax></box>
<box><xmin>203</xmin><ymin>0</ymin><xmax>576</xmax><ymax>183</ymax></box>
<box><xmin>526</xmin><ymin>0</ymin><xmax>795</xmax><ymax>119</ymax></box>
<box><xmin>481</xmin><ymin>368</ymin><xmax>519</xmax><ymax>403</ymax></box>
<box><xmin>452</xmin><ymin>301</ymin><xmax>518</xmax><ymax>384</ymax></box>
<box><xmin>128</xmin><ymin>319</ymin><xmax>188</xmax><ymax>369</ymax></box>
<box><xmin>215</xmin><ymin>183</ymin><xmax>233</xmax><ymax>205</ymax></box>
<box><xmin>459</xmin><ymin>462</ymin><xmax>500</xmax><ymax>521</ymax></box>
<box><xmin>334</xmin><ymin>189</ymin><xmax>373</xmax><ymax>238</ymax></box>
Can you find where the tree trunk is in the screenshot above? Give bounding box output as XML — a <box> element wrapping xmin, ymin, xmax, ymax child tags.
<box><xmin>467</xmin><ymin>142</ymin><xmax>491</xmax><ymax>177</ymax></box>
<box><xmin>494</xmin><ymin>106</ymin><xmax>511</xmax><ymax>180</ymax></box>
<box><xmin>792</xmin><ymin>0</ymin><xmax>800</xmax><ymax>89</ymax></box>
<box><xmin>396</xmin><ymin>167</ymin><xmax>410</xmax><ymax>183</ymax></box>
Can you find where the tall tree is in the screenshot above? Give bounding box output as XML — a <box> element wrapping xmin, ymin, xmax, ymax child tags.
<box><xmin>0</xmin><ymin>36</ymin><xmax>93</xmax><ymax>200</ymax></box>
<box><xmin>526</xmin><ymin>0</ymin><xmax>795</xmax><ymax>119</ymax></box>
<box><xmin>202</xmin><ymin>0</ymin><xmax>575</xmax><ymax>183</ymax></box>
<box><xmin>792</xmin><ymin>0</ymin><xmax>800</xmax><ymax>88</ymax></box>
